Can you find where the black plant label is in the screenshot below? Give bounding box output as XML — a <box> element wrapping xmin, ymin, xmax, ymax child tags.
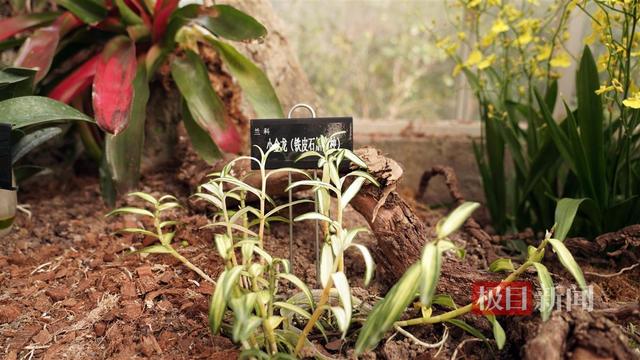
<box><xmin>0</xmin><ymin>124</ymin><xmax>11</xmax><ymax>190</ymax></box>
<box><xmin>250</xmin><ymin>117</ymin><xmax>353</xmax><ymax>170</ymax></box>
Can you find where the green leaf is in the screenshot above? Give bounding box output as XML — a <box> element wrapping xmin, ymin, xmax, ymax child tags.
<box><xmin>355</xmin><ymin>263</ymin><xmax>421</xmax><ymax>354</ymax></box>
<box><xmin>485</xmin><ymin>314</ymin><xmax>506</xmax><ymax>350</ymax></box>
<box><xmin>553</xmin><ymin>198</ymin><xmax>585</xmax><ymax>242</ymax></box>
<box><xmin>115</xmin><ymin>0</ymin><xmax>143</xmax><ymax>25</ymax></box>
<box><xmin>106</xmin><ymin>207</ymin><xmax>154</xmax><ymax>218</ymax></box>
<box><xmin>209</xmin><ymin>271</ymin><xmax>227</xmax><ymax>334</ymax></box>
<box><xmin>182</xmin><ymin>101</ymin><xmax>222</xmax><ymax>165</ymax></box>
<box><xmin>171</xmin><ymin>50</ymin><xmax>241</xmax><ymax>154</ymax></box>
<box><xmin>548</xmin><ymin>238</ymin><xmax>587</xmax><ymax>290</ymax></box>
<box><xmin>340</xmin><ymin>177</ymin><xmax>365</xmax><ymax>210</ymax></box>
<box><xmin>331</xmin><ymin>272</ymin><xmax>352</xmax><ymax>337</ymax></box>
<box><xmin>532</xmin><ymin>263</ymin><xmax>555</xmax><ymax>322</ymax></box>
<box><xmin>117</xmin><ymin>228</ymin><xmax>158</xmax><ymax>238</ymax></box>
<box><xmin>344</xmin><ymin>149</ymin><xmax>367</xmax><ymax>169</ymax></box>
<box><xmin>209</xmin><ymin>265</ymin><xmax>243</xmax><ymax>334</ymax></box>
<box><xmin>437</xmin><ymin>202</ymin><xmax>480</xmax><ymax>239</ymax></box>
<box><xmin>205</xmin><ymin>38</ymin><xmax>283</xmax><ymax>118</ymax></box>
<box><xmin>104</xmin><ymin>64</ymin><xmax>150</xmax><ymax>194</ymax></box>
<box><xmin>419</xmin><ymin>242</ymin><xmax>441</xmax><ymax>307</ymax></box>
<box><xmin>576</xmin><ymin>46</ymin><xmax>606</xmax><ymax>207</ymax></box>
<box><xmin>294</xmin><ymin>212</ymin><xmax>333</xmax><ymax>224</ymax></box>
<box><xmin>349</xmin><ymin>244</ymin><xmax>375</xmax><ymax>286</ymax></box>
<box><xmin>277</xmin><ymin>273</ymin><xmax>314</xmax><ymax>308</ymax></box>
<box><xmin>55</xmin><ymin>0</ymin><xmax>107</xmax><ymax>24</ymax></box>
<box><xmin>446</xmin><ymin>319</ymin><xmax>486</xmax><ymax>340</ymax></box>
<box><xmin>432</xmin><ymin>294</ymin><xmax>457</xmax><ymax>309</ymax></box>
<box><xmin>0</xmin><ymin>96</ymin><xmax>94</xmax><ymax>129</ymax></box>
<box><xmin>11</xmin><ymin>127</ymin><xmax>63</xmax><ymax>165</ymax></box>
<box><xmin>127</xmin><ymin>191</ymin><xmax>158</xmax><ymax>206</ymax></box>
<box><xmin>319</xmin><ymin>243</ymin><xmax>333</xmax><ymax>288</ymax></box>
<box><xmin>197</xmin><ymin>5</ymin><xmax>267</xmax><ymax>41</ymax></box>
<box><xmin>489</xmin><ymin>258</ymin><xmax>514</xmax><ymax>273</ymax></box>
<box><xmin>134</xmin><ymin>244</ymin><xmax>172</xmax><ymax>254</ymax></box>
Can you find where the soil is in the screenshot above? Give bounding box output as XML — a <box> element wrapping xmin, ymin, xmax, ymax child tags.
<box><xmin>1</xmin><ymin>143</ymin><xmax>639</xmax><ymax>359</ymax></box>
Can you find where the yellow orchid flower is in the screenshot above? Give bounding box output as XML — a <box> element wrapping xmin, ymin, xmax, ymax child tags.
<box><xmin>550</xmin><ymin>52</ymin><xmax>571</xmax><ymax>68</ymax></box>
<box><xmin>491</xmin><ymin>18</ymin><xmax>509</xmax><ymax>34</ymax></box>
<box><xmin>465</xmin><ymin>49</ymin><xmax>484</xmax><ymax>67</ymax></box>
<box><xmin>478</xmin><ymin>54</ymin><xmax>496</xmax><ymax>70</ymax></box>
<box><xmin>622</xmin><ymin>92</ymin><xmax>640</xmax><ymax>109</ymax></box>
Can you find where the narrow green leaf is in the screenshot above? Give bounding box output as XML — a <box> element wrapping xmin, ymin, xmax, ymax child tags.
<box><xmin>294</xmin><ymin>212</ymin><xmax>333</xmax><ymax>224</ymax></box>
<box><xmin>134</xmin><ymin>244</ymin><xmax>172</xmax><ymax>254</ymax></box>
<box><xmin>446</xmin><ymin>319</ymin><xmax>486</xmax><ymax>340</ymax></box>
<box><xmin>554</xmin><ymin>198</ymin><xmax>585</xmax><ymax>242</ymax></box>
<box><xmin>548</xmin><ymin>238</ymin><xmax>587</xmax><ymax>290</ymax></box>
<box><xmin>55</xmin><ymin>0</ymin><xmax>107</xmax><ymax>24</ymax></box>
<box><xmin>433</xmin><ymin>294</ymin><xmax>457</xmax><ymax>309</ymax></box>
<box><xmin>355</xmin><ymin>263</ymin><xmax>421</xmax><ymax>354</ymax></box>
<box><xmin>576</xmin><ymin>46</ymin><xmax>605</xmax><ymax>206</ymax></box>
<box><xmin>117</xmin><ymin>228</ymin><xmax>158</xmax><ymax>238</ymax></box>
<box><xmin>319</xmin><ymin>243</ymin><xmax>333</xmax><ymax>288</ymax></box>
<box><xmin>489</xmin><ymin>258</ymin><xmax>514</xmax><ymax>273</ymax></box>
<box><xmin>106</xmin><ymin>207</ymin><xmax>154</xmax><ymax>217</ymax></box>
<box><xmin>331</xmin><ymin>272</ymin><xmax>352</xmax><ymax>337</ymax></box>
<box><xmin>532</xmin><ymin>263</ymin><xmax>555</xmax><ymax>322</ymax></box>
<box><xmin>127</xmin><ymin>191</ymin><xmax>158</xmax><ymax>206</ymax></box>
<box><xmin>340</xmin><ymin>177</ymin><xmax>365</xmax><ymax>210</ymax></box>
<box><xmin>485</xmin><ymin>314</ymin><xmax>506</xmax><ymax>350</ymax></box>
<box><xmin>437</xmin><ymin>202</ymin><xmax>480</xmax><ymax>239</ymax></box>
<box><xmin>209</xmin><ymin>270</ymin><xmax>227</xmax><ymax>333</ymax></box>
<box><xmin>349</xmin><ymin>244</ymin><xmax>375</xmax><ymax>286</ymax></box>
<box><xmin>420</xmin><ymin>242</ymin><xmax>441</xmax><ymax>306</ymax></box>
<box><xmin>277</xmin><ymin>273</ymin><xmax>314</xmax><ymax>308</ymax></box>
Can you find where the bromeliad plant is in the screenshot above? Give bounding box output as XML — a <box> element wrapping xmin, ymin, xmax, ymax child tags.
<box><xmin>195</xmin><ymin>136</ymin><xmax>378</xmax><ymax>357</ymax></box>
<box><xmin>354</xmin><ymin>198</ymin><xmax>588</xmax><ymax>354</ymax></box>
<box><xmin>1</xmin><ymin>1</ymin><xmax>283</xmax><ymax>203</ymax></box>
<box><xmin>1</xmin><ymin>66</ymin><xmax>94</xmax><ymax>236</ymax></box>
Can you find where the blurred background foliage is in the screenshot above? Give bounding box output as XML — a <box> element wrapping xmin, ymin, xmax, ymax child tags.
<box><xmin>272</xmin><ymin>0</ymin><xmax>461</xmax><ymax>121</ymax></box>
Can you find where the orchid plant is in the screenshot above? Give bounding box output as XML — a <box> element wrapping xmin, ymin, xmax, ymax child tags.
<box><xmin>1</xmin><ymin>0</ymin><xmax>283</xmax><ymax>204</ymax></box>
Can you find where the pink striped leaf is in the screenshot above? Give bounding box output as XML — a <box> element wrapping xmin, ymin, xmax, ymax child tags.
<box><xmin>0</xmin><ymin>12</ymin><xmax>59</xmax><ymax>41</ymax></box>
<box><xmin>171</xmin><ymin>50</ymin><xmax>242</xmax><ymax>154</ymax></box>
<box><xmin>13</xmin><ymin>27</ymin><xmax>60</xmax><ymax>83</ymax></box>
<box><xmin>152</xmin><ymin>0</ymin><xmax>179</xmax><ymax>43</ymax></box>
<box><xmin>92</xmin><ymin>36</ymin><xmax>137</xmax><ymax>135</ymax></box>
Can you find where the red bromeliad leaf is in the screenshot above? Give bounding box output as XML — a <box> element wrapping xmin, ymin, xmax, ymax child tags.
<box><xmin>13</xmin><ymin>27</ymin><xmax>60</xmax><ymax>83</ymax></box>
<box><xmin>0</xmin><ymin>13</ymin><xmax>58</xmax><ymax>41</ymax></box>
<box><xmin>152</xmin><ymin>0</ymin><xmax>179</xmax><ymax>43</ymax></box>
<box><xmin>92</xmin><ymin>36</ymin><xmax>137</xmax><ymax>135</ymax></box>
<box><xmin>0</xmin><ymin>12</ymin><xmax>59</xmax><ymax>41</ymax></box>
<box><xmin>52</xmin><ymin>12</ymin><xmax>84</xmax><ymax>37</ymax></box>
<box><xmin>48</xmin><ymin>55</ymin><xmax>100</xmax><ymax>103</ymax></box>
<box><xmin>171</xmin><ymin>50</ymin><xmax>242</xmax><ymax>154</ymax></box>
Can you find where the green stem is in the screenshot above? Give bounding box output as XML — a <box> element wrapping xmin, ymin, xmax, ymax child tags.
<box><xmin>395</xmin><ymin>241</ymin><xmax>545</xmax><ymax>328</ymax></box>
<box><xmin>169</xmin><ymin>248</ymin><xmax>216</xmax><ymax>284</ymax></box>
<box><xmin>77</xmin><ymin>122</ymin><xmax>103</xmax><ymax>162</ymax></box>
